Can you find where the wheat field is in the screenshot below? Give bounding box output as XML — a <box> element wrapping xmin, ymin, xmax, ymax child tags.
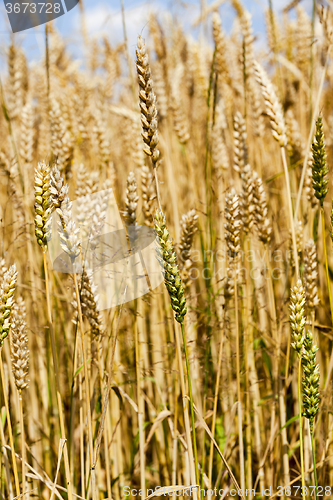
<box><xmin>1</xmin><ymin>0</ymin><xmax>333</xmax><ymax>499</ymax></box>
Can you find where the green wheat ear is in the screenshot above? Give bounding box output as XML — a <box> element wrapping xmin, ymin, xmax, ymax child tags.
<box><xmin>154</xmin><ymin>210</ymin><xmax>187</xmax><ymax>324</ymax></box>
<box><xmin>312</xmin><ymin>115</ymin><xmax>328</xmax><ymax>207</ymax></box>
<box><xmin>302</xmin><ymin>331</ymin><xmax>320</xmax><ymax>431</ymax></box>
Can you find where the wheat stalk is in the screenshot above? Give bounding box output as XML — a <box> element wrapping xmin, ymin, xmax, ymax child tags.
<box><xmin>50</xmin><ymin>163</ymin><xmax>98</xmax><ymax>498</ymax></box>
<box><xmin>290</xmin><ymin>279</ymin><xmax>306</xmax><ymax>490</ymax></box>
<box><xmin>302</xmin><ymin>331</ymin><xmax>320</xmax><ymax>498</ymax></box>
<box><xmin>34</xmin><ymin>162</ymin><xmax>74</xmax><ymax>500</ymax></box>
<box><xmin>124</xmin><ymin>171</ymin><xmax>138</xmax><ymax>226</ymax></box>
<box><xmin>136</xmin><ymin>35</ymin><xmax>162</xmax><ymax>211</ymax></box>
<box><xmin>0</xmin><ymin>264</ymin><xmax>20</xmax><ymax>497</ymax></box>
<box><xmin>254</xmin><ymin>60</ymin><xmax>299</xmax><ymax>278</ymax></box>
<box><xmin>224</xmin><ymin>188</ymin><xmax>245</xmax><ymax>492</ymax></box>
<box><xmin>10</xmin><ymin>296</ymin><xmax>29</xmax><ymax>495</ymax></box>
<box><xmin>154</xmin><ymin>209</ymin><xmax>199</xmax><ymax>489</ymax></box>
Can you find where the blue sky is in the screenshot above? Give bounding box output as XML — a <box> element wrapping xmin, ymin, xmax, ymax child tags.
<box><xmin>0</xmin><ymin>0</ymin><xmax>314</xmax><ymax>69</ymax></box>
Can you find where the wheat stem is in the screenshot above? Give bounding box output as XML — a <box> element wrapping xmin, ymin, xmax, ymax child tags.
<box><xmin>234</xmin><ymin>262</ymin><xmax>245</xmax><ymax>493</ymax></box>
<box><xmin>298</xmin><ymin>356</ymin><xmax>306</xmax><ymax>492</ymax></box>
<box><xmin>310</xmin><ymin>429</ymin><xmax>318</xmax><ymax>500</ymax></box>
<box><xmin>134</xmin><ymin>305</ymin><xmax>145</xmax><ymax>496</ymax></box>
<box><xmin>281</xmin><ymin>146</ymin><xmax>299</xmax><ymax>278</ymax></box>
<box><xmin>72</xmin><ymin>271</ymin><xmax>97</xmax><ymax>500</ymax></box>
<box><xmin>174</xmin><ymin>322</ymin><xmax>197</xmax><ymax>492</ymax></box>
<box><xmin>96</xmin><ymin>344</ymin><xmax>112</xmax><ymax>499</ymax></box>
<box><xmin>265</xmin><ymin>254</ymin><xmax>290</xmax><ymax>487</ymax></box>
<box><xmin>321</xmin><ymin>211</ymin><xmax>333</xmax><ymax>327</ymax></box>
<box><xmin>181</xmin><ymin>321</ymin><xmax>199</xmax><ymax>486</ymax></box>
<box><xmin>43</xmin><ymin>252</ymin><xmax>73</xmax><ymax>500</ymax></box>
<box><xmin>0</xmin><ymin>349</ymin><xmax>20</xmax><ymax>497</ymax></box>
<box><xmin>208</xmin><ymin>306</ymin><xmax>225</xmax><ymax>486</ymax></box>
<box><xmin>19</xmin><ymin>392</ymin><xmax>26</xmax><ymax>496</ymax></box>
<box><xmin>79</xmin><ymin>368</ymin><xmax>85</xmax><ymax>496</ymax></box>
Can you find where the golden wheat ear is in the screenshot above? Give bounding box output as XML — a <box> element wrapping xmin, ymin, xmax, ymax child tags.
<box><xmin>0</xmin><ymin>264</ymin><xmax>18</xmax><ymax>346</ymax></box>
<box><xmin>34</xmin><ymin>161</ymin><xmax>52</xmax><ymax>251</ymax></box>
<box><xmin>254</xmin><ymin>60</ymin><xmax>287</xmax><ymax>147</ymax></box>
<box><xmin>50</xmin><ymin>162</ymin><xmax>81</xmax><ymax>260</ymax></box>
<box><xmin>304</xmin><ymin>239</ymin><xmax>319</xmax><ymax>311</ymax></box>
<box><xmin>10</xmin><ymin>297</ymin><xmax>29</xmax><ymax>391</ymax></box>
<box><xmin>124</xmin><ymin>171</ymin><xmax>139</xmax><ymax>226</ymax></box>
<box><xmin>136</xmin><ymin>35</ymin><xmax>160</xmax><ymax>167</ymax></box>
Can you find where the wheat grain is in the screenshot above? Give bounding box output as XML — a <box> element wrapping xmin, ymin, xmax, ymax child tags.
<box><xmin>50</xmin><ymin>163</ymin><xmax>81</xmax><ymax>260</ymax></box>
<box><xmin>240</xmin><ymin>164</ymin><xmax>255</xmax><ymax>234</ymax></box>
<box><xmin>304</xmin><ymin>240</ymin><xmax>319</xmax><ymax>311</ymax></box>
<box><xmin>233</xmin><ymin>111</ymin><xmax>248</xmax><ymax>174</ymax></box>
<box><xmin>290</xmin><ymin>279</ymin><xmax>306</xmax><ymax>356</ymax></box>
<box><xmin>0</xmin><ymin>265</ymin><xmax>18</xmax><ymax>346</ymax></box>
<box><xmin>253</xmin><ymin>172</ymin><xmax>272</xmax><ymax>244</ymax></box>
<box><xmin>10</xmin><ymin>297</ymin><xmax>29</xmax><ymax>391</ymax></box>
<box><xmin>136</xmin><ymin>36</ymin><xmax>160</xmax><ymax>167</ymax></box>
<box><xmin>311</xmin><ymin>115</ymin><xmax>328</xmax><ymax>207</ymax></box>
<box><xmin>240</xmin><ymin>11</ymin><xmax>255</xmax><ymax>84</ymax></box>
<box><xmin>212</xmin><ymin>12</ymin><xmax>229</xmax><ymax>81</ymax></box>
<box><xmin>141</xmin><ymin>165</ymin><xmax>156</xmax><ymax>226</ymax></box>
<box><xmin>178</xmin><ymin>209</ymin><xmax>198</xmax><ymax>265</ymax></box>
<box><xmin>34</xmin><ymin>161</ymin><xmax>52</xmax><ymax>250</ymax></box>
<box><xmin>224</xmin><ymin>188</ymin><xmax>242</xmax><ymax>259</ymax></box>
<box><xmin>154</xmin><ymin>210</ymin><xmax>187</xmax><ymax>323</ymax></box>
<box><xmin>124</xmin><ymin>171</ymin><xmax>138</xmax><ymax>226</ymax></box>
<box><xmin>73</xmin><ymin>268</ymin><xmax>103</xmax><ymax>338</ymax></box>
<box><xmin>302</xmin><ymin>331</ymin><xmax>320</xmax><ymax>430</ymax></box>
<box><xmin>254</xmin><ymin>60</ymin><xmax>287</xmax><ymax>147</ymax></box>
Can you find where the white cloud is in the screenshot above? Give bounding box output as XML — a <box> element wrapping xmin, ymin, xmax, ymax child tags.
<box><xmin>74</xmin><ymin>2</ymin><xmax>158</xmax><ymax>48</ymax></box>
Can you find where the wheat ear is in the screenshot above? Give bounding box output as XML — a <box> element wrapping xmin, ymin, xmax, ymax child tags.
<box><xmin>124</xmin><ymin>171</ymin><xmax>139</xmax><ymax>226</ymax></box>
<box><xmin>224</xmin><ymin>189</ymin><xmax>245</xmax><ymax>492</ymax></box>
<box><xmin>311</xmin><ymin>117</ymin><xmax>333</xmax><ymax>338</ymax></box>
<box><xmin>312</xmin><ymin>115</ymin><xmax>328</xmax><ymax>206</ymax></box>
<box><xmin>124</xmin><ymin>168</ymin><xmax>146</xmax><ymax>497</ymax></box>
<box><xmin>302</xmin><ymin>331</ymin><xmax>320</xmax><ymax>498</ymax></box>
<box><xmin>136</xmin><ymin>35</ymin><xmax>162</xmax><ymax>211</ymax></box>
<box><xmin>289</xmin><ymin>280</ymin><xmax>306</xmax><ymax>490</ymax></box>
<box><xmin>304</xmin><ymin>240</ymin><xmax>319</xmax><ymax>314</ymax></box>
<box><xmin>154</xmin><ymin>210</ymin><xmax>199</xmax><ymax>489</ymax></box>
<box><xmin>0</xmin><ymin>265</ymin><xmax>20</xmax><ymax>497</ymax></box>
<box><xmin>253</xmin><ymin>172</ymin><xmax>272</xmax><ymax>244</ymax></box>
<box><xmin>141</xmin><ymin>165</ymin><xmax>156</xmax><ymax>227</ymax></box>
<box><xmin>254</xmin><ymin>60</ymin><xmax>299</xmax><ymax>278</ymax></box>
<box><xmin>50</xmin><ymin>163</ymin><xmax>97</xmax><ymax>499</ymax></box>
<box><xmin>34</xmin><ymin>162</ymin><xmax>74</xmax><ymax>500</ymax></box>
<box><xmin>178</xmin><ymin>210</ymin><xmax>199</xmax><ymax>288</ymax></box>
<box><xmin>10</xmin><ymin>297</ymin><xmax>29</xmax><ymax>494</ymax></box>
